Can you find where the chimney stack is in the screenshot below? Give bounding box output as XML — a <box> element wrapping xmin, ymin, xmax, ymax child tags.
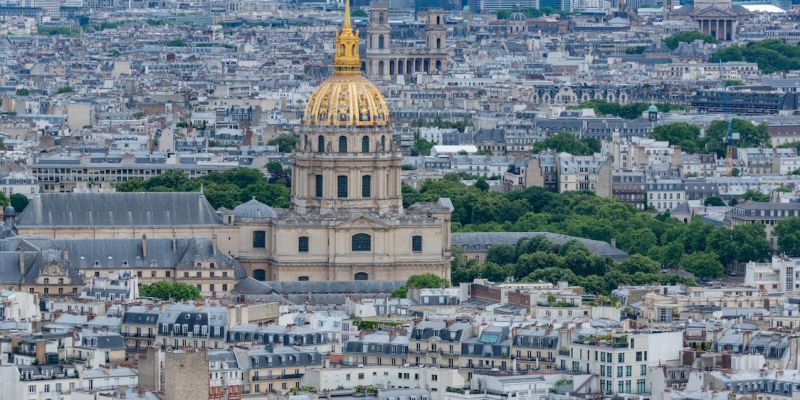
<box><xmin>18</xmin><ymin>248</ymin><xmax>25</xmax><ymax>277</ymax></box>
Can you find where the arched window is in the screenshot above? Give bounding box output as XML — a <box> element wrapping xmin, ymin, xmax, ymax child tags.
<box><xmin>380</xmin><ymin>135</ymin><xmax>386</xmax><ymax>150</ymax></box>
<box><xmin>362</xmin><ymin>175</ymin><xmax>371</xmax><ymax>198</ymax></box>
<box><xmin>58</xmin><ymin>278</ymin><xmax>64</xmax><ymax>285</ymax></box>
<box><xmin>253</xmin><ymin>269</ymin><xmax>266</xmax><ymax>281</ymax></box>
<box><xmin>378</xmin><ymin>34</ymin><xmax>385</xmax><ymax>49</ymax></box>
<box><xmin>354</xmin><ymin>272</ymin><xmax>369</xmax><ymax>281</ymax></box>
<box><xmin>298</xmin><ymin>236</ymin><xmax>309</xmax><ymax>253</ymax></box>
<box><xmin>318</xmin><ymin>136</ymin><xmax>325</xmax><ymax>153</ymax></box>
<box><xmin>44</xmin><ymin>278</ymin><xmax>50</xmax><ymax>285</ymax></box>
<box><xmin>338</xmin><ymin>136</ymin><xmax>348</xmax><ymax>153</ymax></box>
<box><xmin>362</xmin><ymin>136</ymin><xmax>370</xmax><ymax>152</ymax></box>
<box><xmin>352</xmin><ymin>233</ymin><xmax>371</xmax><ymax>252</ymax></box>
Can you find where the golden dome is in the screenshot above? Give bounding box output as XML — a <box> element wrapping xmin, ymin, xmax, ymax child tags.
<box><xmin>302</xmin><ymin>0</ymin><xmax>390</xmax><ymax>128</ymax></box>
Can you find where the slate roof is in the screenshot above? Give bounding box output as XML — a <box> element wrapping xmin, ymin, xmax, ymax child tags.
<box><xmin>453</xmin><ymin>232</ymin><xmax>628</xmax><ymax>261</ymax></box>
<box><xmin>16</xmin><ymin>192</ymin><xmax>222</xmax><ymax>227</ymax></box>
<box><xmin>0</xmin><ymin>237</ymin><xmax>245</xmax><ymax>285</ymax></box>
<box><xmin>233</xmin><ymin>198</ymin><xmax>277</xmax><ymax>219</ymax></box>
<box><xmin>233</xmin><ymin>278</ymin><xmax>404</xmax><ymax>305</ymax></box>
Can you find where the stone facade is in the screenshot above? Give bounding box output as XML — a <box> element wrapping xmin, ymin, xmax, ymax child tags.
<box><xmin>364</xmin><ymin>3</ymin><xmax>447</xmax><ymax>79</ymax></box>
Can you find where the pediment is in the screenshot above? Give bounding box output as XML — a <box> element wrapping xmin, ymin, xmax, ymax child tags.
<box><xmin>692</xmin><ymin>6</ymin><xmax>739</xmax><ymax>17</ymax></box>
<box><xmin>334</xmin><ymin>214</ymin><xmax>391</xmax><ymax>228</ymax></box>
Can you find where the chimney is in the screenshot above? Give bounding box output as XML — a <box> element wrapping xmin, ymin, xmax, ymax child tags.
<box><xmin>18</xmin><ymin>248</ymin><xmax>25</xmax><ymax>277</ymax></box>
<box><xmin>742</xmin><ymin>330</ymin><xmax>754</xmax><ymax>348</ymax></box>
<box><xmin>142</xmin><ymin>234</ymin><xmax>147</xmax><ymax>258</ymax></box>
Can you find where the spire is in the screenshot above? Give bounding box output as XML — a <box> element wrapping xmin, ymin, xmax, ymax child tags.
<box><xmin>333</xmin><ymin>0</ymin><xmax>360</xmax><ymax>75</ymax></box>
<box><xmin>344</xmin><ymin>0</ymin><xmax>351</xmax><ymax>30</ymax></box>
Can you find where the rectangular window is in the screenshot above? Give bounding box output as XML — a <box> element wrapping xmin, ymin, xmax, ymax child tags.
<box><xmin>337</xmin><ymin>175</ymin><xmax>348</xmax><ymax>198</ymax></box>
<box><xmin>412</xmin><ymin>235</ymin><xmax>422</xmax><ymax>252</ymax></box>
<box><xmin>617</xmin><ymin>366</ymin><xmax>623</xmax><ymax>377</ymax></box>
<box><xmin>315</xmin><ymin>175</ymin><xmax>323</xmax><ymax>197</ymax></box>
<box><xmin>298</xmin><ymin>236</ymin><xmax>309</xmax><ymax>253</ymax></box>
<box><xmin>252</xmin><ymin>230</ymin><xmax>266</xmax><ymax>248</ymax></box>
<box><xmin>362</xmin><ymin>175</ymin><xmax>371</xmax><ymax>198</ymax></box>
<box><xmin>626</xmin><ymin>366</ymin><xmax>632</xmax><ymax>377</ymax></box>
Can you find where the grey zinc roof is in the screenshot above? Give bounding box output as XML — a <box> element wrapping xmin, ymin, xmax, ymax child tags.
<box><xmin>0</xmin><ymin>237</ymin><xmax>245</xmax><ymax>284</ymax></box>
<box><xmin>233</xmin><ymin>278</ymin><xmax>404</xmax><ymax>305</ymax></box>
<box><xmin>233</xmin><ymin>198</ymin><xmax>277</xmax><ymax>219</ymax></box>
<box><xmin>17</xmin><ymin>192</ymin><xmax>222</xmax><ymax>227</ymax></box>
<box><xmin>734</xmin><ymin>200</ymin><xmax>800</xmax><ymax>211</ymax></box>
<box><xmin>453</xmin><ymin>232</ymin><xmax>628</xmax><ymax>261</ymax></box>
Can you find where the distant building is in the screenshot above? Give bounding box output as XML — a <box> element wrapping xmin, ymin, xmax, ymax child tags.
<box><xmin>163</xmin><ymin>350</ymin><xmax>210</xmax><ymax>400</ymax></box>
<box><xmin>729</xmin><ymin>200</ymin><xmax>800</xmax><ymax>242</ymax></box>
<box><xmin>365</xmin><ymin>3</ymin><xmax>447</xmax><ymax>79</ymax></box>
<box><xmin>0</xmin><ymin>173</ymin><xmax>37</xmax><ymax>199</ymax></box>
<box><xmin>646</xmin><ymin>179</ymin><xmax>686</xmax><ymax>212</ymax></box>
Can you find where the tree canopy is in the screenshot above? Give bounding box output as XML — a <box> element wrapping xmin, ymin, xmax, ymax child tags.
<box><xmin>116</xmin><ymin>168</ymin><xmax>290</xmax><ymax>209</ymax></box>
<box><xmin>531</xmin><ymin>132</ymin><xmax>600</xmax><ymax>155</ymax></box>
<box><xmin>663</xmin><ymin>30</ymin><xmax>717</xmax><ymax>50</ymax></box>
<box><xmin>391</xmin><ymin>273</ymin><xmax>450</xmax><ymax>298</ymax></box>
<box><xmin>267</xmin><ymin>134</ymin><xmax>298</xmax><ymax>153</ymax></box>
<box><xmin>402</xmin><ymin>176</ymin><xmax>773</xmax><ymax>292</ymax></box>
<box><xmin>649</xmin><ymin>123</ymin><xmax>703</xmax><ymax>153</ymax></box>
<box><xmin>776</xmin><ymin>218</ymin><xmax>800</xmax><ymax>257</ymax></box>
<box><xmin>650</xmin><ymin>120</ymin><xmax>769</xmax><ymax>157</ymax></box>
<box><xmin>711</xmin><ymin>39</ymin><xmax>800</xmax><ymax>74</ymax></box>
<box><xmin>9</xmin><ymin>194</ymin><xmax>28</xmax><ymax>212</ymax></box>
<box><xmin>573</xmin><ymin>100</ymin><xmax>688</xmax><ymax>120</ymax></box>
<box><xmin>139</xmin><ymin>281</ymin><xmax>201</xmax><ymax>301</ymax></box>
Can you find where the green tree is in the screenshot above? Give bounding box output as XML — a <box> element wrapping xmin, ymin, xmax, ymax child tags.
<box><xmin>649</xmin><ymin>123</ymin><xmax>702</xmax><ymax>153</ymax></box>
<box><xmin>663</xmin><ymin>30</ymin><xmax>718</xmax><ymax>50</ymax></box>
<box><xmin>710</xmin><ymin>39</ymin><xmax>800</xmax><ymax>74</ymax></box>
<box><xmin>740</xmin><ymin>189</ymin><xmax>770</xmax><ymax>202</ymax></box>
<box><xmin>55</xmin><ymin>86</ymin><xmax>74</xmax><ymax>94</ymax></box>
<box><xmin>704</xmin><ymin>119</ymin><xmax>770</xmax><ymax>157</ymax></box>
<box><xmin>681</xmin><ymin>252</ymin><xmax>723</xmax><ymax>279</ymax></box>
<box><xmin>495</xmin><ymin>9</ymin><xmax>512</xmax><ymax>19</ymax></box>
<box><xmin>474</xmin><ymin>177</ymin><xmax>489</xmax><ymax>192</ymax></box>
<box><xmin>775</xmin><ymin>217</ymin><xmax>800</xmax><ymax>257</ymax></box>
<box><xmin>407</xmin><ymin>273</ymin><xmax>450</xmax><ymax>289</ymax></box>
<box><xmin>15</xmin><ymin>88</ymin><xmax>28</xmax><ymax>96</ymax></box>
<box><xmin>9</xmin><ymin>193</ymin><xmax>28</xmax><ymax>212</ymax></box>
<box><xmin>267</xmin><ymin>134</ymin><xmax>298</xmax><ymax>153</ymax></box>
<box><xmin>351</xmin><ymin>8</ymin><xmax>368</xmax><ymax>17</ymax></box>
<box><xmin>139</xmin><ymin>281</ymin><xmax>201</xmax><ymax>300</ymax></box>
<box><xmin>618</xmin><ymin>254</ymin><xmax>660</xmax><ymax>275</ymax></box>
<box><xmin>0</xmin><ymin>192</ymin><xmax>9</xmax><ymax>208</ymax></box>
<box><xmin>516</xmin><ymin>251</ymin><xmax>562</xmax><ymax>279</ymax></box>
<box><xmin>411</xmin><ymin>138</ymin><xmax>435</xmax><ymax>156</ymax></box>
<box><xmin>703</xmin><ymin>196</ymin><xmax>725</xmax><ymax>206</ymax></box>
<box><xmin>617</xmin><ymin>228</ymin><xmax>657</xmax><ymax>255</ymax></box>
<box><xmin>486</xmin><ymin>244</ymin><xmax>516</xmax><ymax>265</ymax></box>
<box><xmin>521</xmin><ymin>267</ymin><xmax>578</xmax><ymax>285</ymax></box>
<box><xmin>531</xmin><ymin>132</ymin><xmax>600</xmax><ymax>155</ymax></box>
<box><xmin>164</xmin><ymin>38</ymin><xmax>186</xmax><ymax>47</ymax></box>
